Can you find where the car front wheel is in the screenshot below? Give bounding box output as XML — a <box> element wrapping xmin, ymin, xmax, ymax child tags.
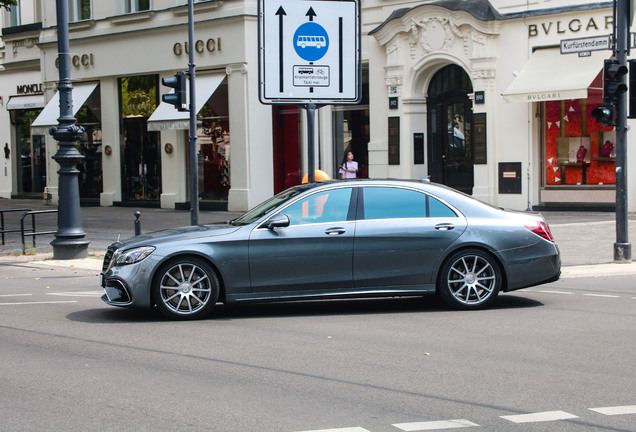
<box><xmin>438</xmin><ymin>249</ymin><xmax>501</xmax><ymax>309</ymax></box>
<box><xmin>152</xmin><ymin>257</ymin><xmax>219</xmax><ymax>320</ymax></box>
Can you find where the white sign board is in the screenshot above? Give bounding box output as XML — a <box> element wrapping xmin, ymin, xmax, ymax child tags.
<box><xmin>258</xmin><ymin>0</ymin><xmax>360</xmax><ymax>104</ymax></box>
<box><xmin>560</xmin><ymin>35</ymin><xmax>611</xmax><ymax>54</ymax></box>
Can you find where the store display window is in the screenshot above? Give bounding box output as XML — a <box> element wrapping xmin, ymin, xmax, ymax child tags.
<box><xmin>544</xmin><ymin>89</ymin><xmax>615</xmax><ymax>186</ymax></box>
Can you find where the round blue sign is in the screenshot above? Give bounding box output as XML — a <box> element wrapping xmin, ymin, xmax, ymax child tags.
<box><xmin>293</xmin><ymin>22</ymin><xmax>329</xmax><ymax>62</ymax></box>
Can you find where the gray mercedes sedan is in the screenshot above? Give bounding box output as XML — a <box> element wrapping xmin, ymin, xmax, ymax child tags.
<box><xmin>100</xmin><ymin>180</ymin><xmax>561</xmax><ymax>319</ymax></box>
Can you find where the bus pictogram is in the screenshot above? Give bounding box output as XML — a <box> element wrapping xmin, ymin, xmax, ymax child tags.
<box><xmin>297</xmin><ymin>35</ymin><xmax>326</xmax><ymax>49</ymax></box>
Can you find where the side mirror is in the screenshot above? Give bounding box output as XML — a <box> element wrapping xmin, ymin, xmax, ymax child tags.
<box><xmin>266</xmin><ymin>214</ymin><xmax>290</xmax><ymax>229</ymax></box>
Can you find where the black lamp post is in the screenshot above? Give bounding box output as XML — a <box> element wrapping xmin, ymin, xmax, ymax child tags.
<box><xmin>49</xmin><ymin>0</ymin><xmax>89</xmax><ymax>259</ymax></box>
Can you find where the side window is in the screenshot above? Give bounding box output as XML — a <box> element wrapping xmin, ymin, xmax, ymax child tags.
<box><xmin>363</xmin><ymin>187</ymin><xmax>427</xmax><ymax>219</ymax></box>
<box><xmin>283</xmin><ymin>188</ymin><xmax>352</xmax><ymax>226</ymax></box>
<box><xmin>428</xmin><ymin>196</ymin><xmax>457</xmax><ymax>217</ymax></box>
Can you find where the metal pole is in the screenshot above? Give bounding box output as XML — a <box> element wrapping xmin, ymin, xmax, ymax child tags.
<box><xmin>49</xmin><ymin>0</ymin><xmax>89</xmax><ymax>259</ymax></box>
<box><xmin>306</xmin><ymin>103</ymin><xmax>316</xmax><ymax>183</ymax></box>
<box><xmin>188</xmin><ymin>0</ymin><xmax>199</xmax><ymax>225</ymax></box>
<box><xmin>614</xmin><ymin>0</ymin><xmax>631</xmax><ymax>262</ymax></box>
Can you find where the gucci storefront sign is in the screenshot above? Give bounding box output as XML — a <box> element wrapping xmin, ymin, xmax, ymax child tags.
<box><xmin>173</xmin><ymin>38</ymin><xmax>222</xmax><ymax>56</ymax></box>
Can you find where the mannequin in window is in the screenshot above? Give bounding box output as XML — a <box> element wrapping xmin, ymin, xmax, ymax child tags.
<box><xmin>602</xmin><ymin>140</ymin><xmax>613</xmax><ymax>157</ymax></box>
<box><xmin>576</xmin><ymin>145</ymin><xmax>587</xmax><ymax>163</ymax></box>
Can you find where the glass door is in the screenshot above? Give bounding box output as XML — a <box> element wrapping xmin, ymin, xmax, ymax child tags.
<box><xmin>119</xmin><ymin>75</ymin><xmax>161</xmax><ymax>202</ymax></box>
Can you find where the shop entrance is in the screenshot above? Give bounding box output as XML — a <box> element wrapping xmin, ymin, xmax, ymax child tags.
<box><xmin>119</xmin><ymin>75</ymin><xmax>161</xmax><ymax>203</ymax></box>
<box><xmin>427</xmin><ymin>65</ymin><xmax>474</xmax><ymax>195</ymax></box>
<box><xmin>13</xmin><ymin>110</ymin><xmax>45</xmax><ymax>196</ymax></box>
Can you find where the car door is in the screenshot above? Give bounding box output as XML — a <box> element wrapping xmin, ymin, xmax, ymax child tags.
<box><xmin>248</xmin><ymin>186</ymin><xmax>356</xmax><ymax>293</ymax></box>
<box><xmin>353</xmin><ymin>186</ymin><xmax>467</xmax><ymax>289</ymax></box>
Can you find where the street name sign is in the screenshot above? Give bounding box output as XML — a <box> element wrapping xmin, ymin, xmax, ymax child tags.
<box><xmin>560</xmin><ymin>35</ymin><xmax>611</xmax><ymax>54</ymax></box>
<box><xmin>258</xmin><ymin>0</ymin><xmax>361</xmax><ymax>104</ymax></box>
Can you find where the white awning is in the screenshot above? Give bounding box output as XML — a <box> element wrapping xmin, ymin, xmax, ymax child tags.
<box><xmin>7</xmin><ymin>94</ymin><xmax>45</xmax><ymax>111</ymax></box>
<box><xmin>147</xmin><ymin>73</ymin><xmax>226</xmax><ymax>131</ymax></box>
<box><xmin>502</xmin><ymin>49</ymin><xmax>604</xmax><ymax>104</ymax></box>
<box><xmin>31</xmin><ymin>83</ymin><xmax>99</xmax><ymax>135</ymax></box>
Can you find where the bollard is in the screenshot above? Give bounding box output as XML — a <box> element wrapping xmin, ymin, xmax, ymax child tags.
<box><xmin>134</xmin><ymin>211</ymin><xmax>141</xmax><ymax>236</ymax></box>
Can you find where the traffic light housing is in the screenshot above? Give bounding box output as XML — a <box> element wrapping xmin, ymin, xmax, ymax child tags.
<box><xmin>161</xmin><ymin>71</ymin><xmax>188</xmax><ymax>112</ymax></box>
<box><xmin>603</xmin><ymin>59</ymin><xmax>628</xmax><ymax>102</ymax></box>
<box><xmin>591</xmin><ymin>104</ymin><xmax>615</xmax><ymax>127</ymax></box>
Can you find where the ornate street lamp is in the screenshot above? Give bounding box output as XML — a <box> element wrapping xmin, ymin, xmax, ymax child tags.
<box><xmin>49</xmin><ymin>0</ymin><xmax>89</xmax><ymax>259</ymax></box>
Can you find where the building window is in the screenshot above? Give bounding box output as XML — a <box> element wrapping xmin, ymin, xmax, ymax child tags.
<box><xmin>7</xmin><ymin>1</ymin><xmax>21</xmax><ymax>27</ymax></box>
<box><xmin>543</xmin><ymin>88</ymin><xmax>615</xmax><ymax>187</ymax></box>
<box><xmin>69</xmin><ymin>0</ymin><xmax>91</xmax><ymax>21</ymax></box>
<box><xmin>126</xmin><ymin>0</ymin><xmax>150</xmax><ymax>13</ymax></box>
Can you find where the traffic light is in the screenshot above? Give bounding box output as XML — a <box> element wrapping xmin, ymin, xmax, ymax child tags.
<box><xmin>629</xmin><ymin>59</ymin><xmax>636</xmax><ymax>118</ymax></box>
<box><xmin>591</xmin><ymin>104</ymin><xmax>615</xmax><ymax>127</ymax></box>
<box><xmin>603</xmin><ymin>59</ymin><xmax>628</xmax><ymax>102</ymax></box>
<box><xmin>161</xmin><ymin>71</ymin><xmax>188</xmax><ymax>112</ymax></box>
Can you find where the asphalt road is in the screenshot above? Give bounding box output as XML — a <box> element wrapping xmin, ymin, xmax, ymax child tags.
<box><xmin>1</xmin><ymin>261</ymin><xmax>634</xmax><ymax>432</ymax></box>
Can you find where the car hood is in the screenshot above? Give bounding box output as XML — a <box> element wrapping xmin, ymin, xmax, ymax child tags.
<box><xmin>114</xmin><ymin>223</ymin><xmax>241</xmax><ymax>250</ymax></box>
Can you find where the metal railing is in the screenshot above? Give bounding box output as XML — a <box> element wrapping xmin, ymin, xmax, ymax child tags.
<box><xmin>1</xmin><ymin>208</ymin><xmax>32</xmax><ymax>245</ymax></box>
<box><xmin>20</xmin><ymin>210</ymin><xmax>58</xmax><ymax>254</ymax></box>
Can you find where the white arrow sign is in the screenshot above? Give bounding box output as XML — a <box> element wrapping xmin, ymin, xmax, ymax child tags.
<box><xmin>258</xmin><ymin>0</ymin><xmax>360</xmax><ymax>104</ymax></box>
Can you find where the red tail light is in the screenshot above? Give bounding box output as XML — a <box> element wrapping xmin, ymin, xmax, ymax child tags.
<box><xmin>524</xmin><ymin>220</ymin><xmax>555</xmax><ymax>242</ymax></box>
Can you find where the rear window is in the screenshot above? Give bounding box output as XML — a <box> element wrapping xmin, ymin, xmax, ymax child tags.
<box><xmin>363</xmin><ymin>187</ymin><xmax>456</xmax><ymax>220</ymax></box>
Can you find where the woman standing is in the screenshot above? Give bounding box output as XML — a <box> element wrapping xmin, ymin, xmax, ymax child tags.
<box><xmin>339</xmin><ymin>151</ymin><xmax>358</xmax><ymax>179</ymax></box>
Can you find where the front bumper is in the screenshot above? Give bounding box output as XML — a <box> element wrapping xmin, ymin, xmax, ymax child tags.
<box><xmin>100</xmin><ymin>246</ymin><xmax>164</xmax><ymax>310</ymax></box>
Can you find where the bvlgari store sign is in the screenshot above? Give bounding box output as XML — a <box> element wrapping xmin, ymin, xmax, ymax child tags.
<box><xmin>528</xmin><ymin>15</ymin><xmax>613</xmax><ymax>38</ymax></box>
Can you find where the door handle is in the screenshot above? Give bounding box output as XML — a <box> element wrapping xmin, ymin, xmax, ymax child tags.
<box><xmin>325</xmin><ymin>227</ymin><xmax>346</xmax><ymax>235</ymax></box>
<box><xmin>435</xmin><ymin>223</ymin><xmax>455</xmax><ymax>231</ymax></box>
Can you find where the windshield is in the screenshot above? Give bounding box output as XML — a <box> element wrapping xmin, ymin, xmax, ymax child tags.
<box><xmin>231</xmin><ymin>184</ymin><xmax>316</xmax><ymax>225</ymax></box>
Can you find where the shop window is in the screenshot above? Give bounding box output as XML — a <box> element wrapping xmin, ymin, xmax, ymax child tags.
<box><xmin>544</xmin><ymin>94</ymin><xmax>615</xmax><ymax>187</ymax></box>
<box><xmin>126</xmin><ymin>0</ymin><xmax>150</xmax><ymax>13</ymax></box>
<box><xmin>70</xmin><ymin>0</ymin><xmax>91</xmax><ymax>21</ymax></box>
<box><xmin>272</xmin><ymin>105</ymin><xmax>300</xmax><ymax>193</ymax></box>
<box><xmin>333</xmin><ymin>65</ymin><xmax>369</xmax><ymax>178</ymax></box>
<box><xmin>15</xmin><ymin>110</ymin><xmax>45</xmax><ymax>194</ymax></box>
<box><xmin>76</xmin><ymin>88</ymin><xmax>102</xmax><ymax>199</ymax></box>
<box><xmin>197</xmin><ymin>77</ymin><xmax>230</xmax><ymax>202</ymax></box>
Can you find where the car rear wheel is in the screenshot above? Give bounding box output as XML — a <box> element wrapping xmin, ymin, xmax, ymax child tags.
<box><xmin>438</xmin><ymin>249</ymin><xmax>501</xmax><ymax>309</ymax></box>
<box><xmin>152</xmin><ymin>257</ymin><xmax>219</xmax><ymax>320</ymax></box>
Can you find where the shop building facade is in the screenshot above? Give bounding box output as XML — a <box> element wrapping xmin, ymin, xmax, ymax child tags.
<box><xmin>1</xmin><ymin>0</ymin><xmax>636</xmax><ymax>212</ymax></box>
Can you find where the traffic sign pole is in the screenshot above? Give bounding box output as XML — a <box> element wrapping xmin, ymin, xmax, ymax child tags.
<box><xmin>615</xmin><ymin>0</ymin><xmax>631</xmax><ymax>261</ymax></box>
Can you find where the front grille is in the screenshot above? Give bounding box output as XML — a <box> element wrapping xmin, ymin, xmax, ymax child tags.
<box><xmin>102</xmin><ymin>242</ymin><xmax>122</xmax><ymax>273</ymax></box>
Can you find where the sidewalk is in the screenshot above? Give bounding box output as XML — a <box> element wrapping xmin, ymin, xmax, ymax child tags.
<box><xmin>1</xmin><ymin>198</ymin><xmax>635</xmax><ymax>277</ymax></box>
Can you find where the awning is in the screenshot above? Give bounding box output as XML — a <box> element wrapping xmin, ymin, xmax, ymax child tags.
<box><xmin>7</xmin><ymin>94</ymin><xmax>45</xmax><ymax>111</ymax></box>
<box><xmin>147</xmin><ymin>73</ymin><xmax>225</xmax><ymax>131</ymax></box>
<box><xmin>30</xmin><ymin>83</ymin><xmax>99</xmax><ymax>135</ymax></box>
<box><xmin>502</xmin><ymin>49</ymin><xmax>604</xmax><ymax>104</ymax></box>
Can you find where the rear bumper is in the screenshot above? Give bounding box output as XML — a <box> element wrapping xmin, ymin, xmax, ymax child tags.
<box><xmin>500</xmin><ymin>242</ymin><xmax>561</xmax><ymax>291</ymax></box>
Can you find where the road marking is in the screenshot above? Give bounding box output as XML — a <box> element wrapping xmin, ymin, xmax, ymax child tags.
<box><xmin>295</xmin><ymin>428</ymin><xmax>370</xmax><ymax>432</ymax></box>
<box><xmin>537</xmin><ymin>290</ymin><xmax>574</xmax><ymax>295</ymax></box>
<box><xmin>589</xmin><ymin>405</ymin><xmax>636</xmax><ymax>415</ymax></box>
<box><xmin>583</xmin><ymin>294</ymin><xmax>621</xmax><ymax>298</ymax></box>
<box><xmin>500</xmin><ymin>411</ymin><xmax>578</xmax><ymax>423</ymax></box>
<box><xmin>0</xmin><ymin>293</ymin><xmax>32</xmax><ymax>297</ymax></box>
<box><xmin>46</xmin><ymin>291</ymin><xmax>103</xmax><ymax>297</ymax></box>
<box><xmin>393</xmin><ymin>419</ymin><xmax>479</xmax><ymax>430</ymax></box>
<box><xmin>0</xmin><ymin>300</ymin><xmax>77</xmax><ymax>306</ymax></box>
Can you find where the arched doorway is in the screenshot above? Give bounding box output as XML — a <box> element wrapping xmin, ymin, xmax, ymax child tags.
<box><xmin>427</xmin><ymin>65</ymin><xmax>474</xmax><ymax>195</ymax></box>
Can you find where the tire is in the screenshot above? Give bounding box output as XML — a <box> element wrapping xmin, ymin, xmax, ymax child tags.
<box><xmin>152</xmin><ymin>257</ymin><xmax>219</xmax><ymax>320</ymax></box>
<box><xmin>437</xmin><ymin>249</ymin><xmax>501</xmax><ymax>310</ymax></box>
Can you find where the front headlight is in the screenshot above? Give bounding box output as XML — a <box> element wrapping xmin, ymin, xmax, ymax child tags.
<box><xmin>112</xmin><ymin>246</ymin><xmax>156</xmax><ymax>266</ymax></box>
